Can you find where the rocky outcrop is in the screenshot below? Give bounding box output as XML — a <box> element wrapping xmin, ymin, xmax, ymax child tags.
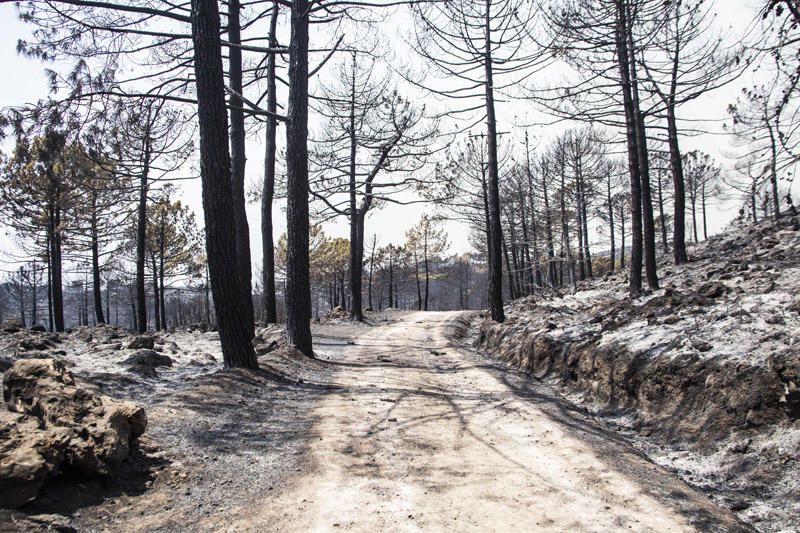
<box><xmin>127</xmin><ymin>335</ymin><xmax>155</xmax><ymax>350</ymax></box>
<box><xmin>122</xmin><ymin>349</ymin><xmax>173</xmax><ymax>378</ymax></box>
<box><xmin>0</xmin><ymin>358</ymin><xmax>146</xmax><ymax>508</ymax></box>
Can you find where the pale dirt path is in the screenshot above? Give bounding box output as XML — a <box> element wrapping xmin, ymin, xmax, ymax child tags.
<box><xmin>210</xmin><ymin>311</ymin><xmax>745</xmax><ymax>533</ymax></box>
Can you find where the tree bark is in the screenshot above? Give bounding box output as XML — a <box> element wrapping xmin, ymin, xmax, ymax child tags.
<box><xmin>49</xmin><ymin>193</ymin><xmax>65</xmax><ymax>332</ymax></box>
<box><xmin>228</xmin><ymin>0</ymin><xmax>255</xmax><ymax>338</ymax></box>
<box><xmin>615</xmin><ymin>1</ymin><xmax>643</xmax><ymax>297</ymax></box>
<box><xmin>620</xmin><ymin>204</ymin><xmax>626</xmax><ymax>269</ymax></box>
<box><xmin>46</xmin><ymin>235</ymin><xmax>53</xmax><ymax>332</ymax></box>
<box><xmin>367</xmin><ymin>235</ymin><xmax>375</xmax><ymax>310</ymax></box>
<box><xmin>284</xmin><ymin>0</ymin><xmax>314</xmax><ymax>355</ymax></box>
<box><xmin>151</xmin><ymin>254</ymin><xmax>161</xmax><ymax>331</ymax></box>
<box><xmin>414</xmin><ymin>248</ymin><xmax>422</xmax><ymax>310</ymax></box>
<box><xmin>90</xmin><ymin>195</ymin><xmax>105</xmax><ymax>324</ymax></box>
<box><xmin>606</xmin><ymin>175</ymin><xmax>615</xmax><ymax>273</ymax></box>
<box><xmin>348</xmin><ymin>58</ymin><xmax>364</xmax><ymax>322</ymax></box>
<box><xmin>767</xmin><ymin>120</ymin><xmax>781</xmax><ymax>219</ymax></box>
<box><xmin>626</xmin><ymin>7</ymin><xmax>659</xmax><ymax>290</ymax></box>
<box><xmin>580</xmin><ymin>175</ymin><xmax>593</xmax><ymax>278</ymax></box>
<box><xmin>666</xmin><ymin>107</ymin><xmax>688</xmax><ymax>263</ymax></box>
<box><xmin>423</xmin><ymin>230</ymin><xmax>430</xmax><ymax>311</ymax></box>
<box><xmin>136</xmin><ymin>139</ymin><xmax>150</xmax><ymax>333</ymax></box>
<box><xmin>261</xmin><ymin>2</ymin><xmax>280</xmax><ymax>324</ymax></box>
<box><xmin>656</xmin><ymin>169</ymin><xmax>669</xmax><ymax>253</ymax></box>
<box><xmin>483</xmin><ymin>0</ymin><xmax>504</xmax><ymax>322</ymax></box>
<box><xmin>159</xmin><ymin>218</ymin><xmax>167</xmax><ymax>329</ymax></box>
<box><xmin>191</xmin><ymin>0</ymin><xmax>258</xmax><ymax>368</ymax></box>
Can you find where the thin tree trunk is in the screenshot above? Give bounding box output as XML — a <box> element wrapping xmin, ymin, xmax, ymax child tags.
<box><xmin>46</xmin><ymin>234</ymin><xmax>53</xmax><ymax>332</ymax></box>
<box><xmin>151</xmin><ymin>254</ymin><xmax>161</xmax><ymax>331</ymax></box>
<box><xmin>502</xmin><ymin>232</ymin><xmax>517</xmax><ymax>299</ymax></box>
<box><xmin>607</xmin><ymin>175</ymin><xmax>615</xmax><ymax>273</ymax></box>
<box><xmin>261</xmin><ymin>1</ymin><xmax>280</xmax><ymax>324</ymax></box>
<box><xmin>414</xmin><ymin>248</ymin><xmax>422</xmax><ymax>311</ymax></box>
<box><xmin>484</xmin><ymin>0</ymin><xmax>504</xmax><ymax>322</ymax></box>
<box><xmin>136</xmin><ymin>140</ymin><xmax>150</xmax><ymax>333</ymax></box>
<box><xmin>615</xmin><ymin>1</ymin><xmax>643</xmax><ymax>297</ymax></box>
<box><xmin>701</xmin><ymin>180</ymin><xmax>708</xmax><ymax>240</ymax></box>
<box><xmin>388</xmin><ymin>254</ymin><xmax>394</xmax><ymax>308</ymax></box>
<box><xmin>228</xmin><ymin>0</ymin><xmax>255</xmax><ymax>339</ymax></box>
<box><xmin>620</xmin><ymin>204</ymin><xmax>626</xmax><ymax>270</ymax></box>
<box><xmin>367</xmin><ymin>235</ymin><xmax>375</xmax><ymax>310</ymax></box>
<box><xmin>541</xmin><ymin>170</ymin><xmax>557</xmax><ymax>286</ymax></box>
<box><xmin>50</xmin><ymin>201</ymin><xmax>65</xmax><ymax>332</ymax></box>
<box><xmin>627</xmin><ymin>8</ymin><xmax>659</xmax><ymax>290</ymax></box>
<box><xmin>657</xmin><ymin>169</ymin><xmax>669</xmax><ymax>252</ymax></box>
<box><xmin>580</xmin><ymin>174</ymin><xmax>593</xmax><ymax>278</ymax></box>
<box><xmin>666</xmin><ymin>107</ymin><xmax>688</xmax><ymax>263</ymax></box>
<box><xmin>159</xmin><ymin>224</ymin><xmax>167</xmax><ymax>329</ymax></box>
<box><xmin>423</xmin><ymin>231</ymin><xmax>429</xmax><ymax>311</ymax></box>
<box><xmin>91</xmin><ymin>206</ymin><xmax>105</xmax><ymax>324</ymax></box>
<box><xmin>204</xmin><ymin>262</ymin><xmax>211</xmax><ymax>325</ymax></box>
<box><xmin>767</xmin><ymin>120</ymin><xmax>781</xmax><ymax>219</ymax></box>
<box><xmin>575</xmin><ymin>174</ymin><xmax>586</xmax><ymax>281</ymax></box>
<box><xmin>31</xmin><ymin>261</ymin><xmax>38</xmax><ymax>326</ymax></box>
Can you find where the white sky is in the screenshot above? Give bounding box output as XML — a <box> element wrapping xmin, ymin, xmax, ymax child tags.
<box><xmin>0</xmin><ymin>0</ymin><xmax>784</xmax><ymax>278</ymax></box>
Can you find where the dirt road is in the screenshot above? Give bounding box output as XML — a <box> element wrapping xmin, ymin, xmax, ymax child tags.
<box><xmin>213</xmin><ymin>311</ymin><xmax>745</xmax><ymax>532</ymax></box>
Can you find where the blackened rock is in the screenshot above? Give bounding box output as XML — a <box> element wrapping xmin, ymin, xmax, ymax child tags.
<box><xmin>698</xmin><ymin>281</ymin><xmax>730</xmax><ymax>299</ymax></box>
<box><xmin>123</xmin><ymin>350</ymin><xmax>173</xmax><ymax>368</ymax></box>
<box><xmin>127</xmin><ymin>335</ymin><xmax>155</xmax><ymax>350</ymax></box>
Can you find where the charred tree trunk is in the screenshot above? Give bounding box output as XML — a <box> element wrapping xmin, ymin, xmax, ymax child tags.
<box><xmin>580</xmin><ymin>177</ymin><xmax>593</xmax><ymax>278</ymax></box>
<box><xmin>261</xmin><ymin>1</ymin><xmax>280</xmax><ymax>324</ymax></box>
<box><xmin>136</xmin><ymin>141</ymin><xmax>150</xmax><ymax>333</ymax></box>
<box><xmin>388</xmin><ymin>254</ymin><xmax>394</xmax><ymax>309</ymax></box>
<box><xmin>606</xmin><ymin>175</ymin><xmax>615</xmax><ymax>273</ymax></box>
<box><xmin>615</xmin><ymin>1</ymin><xmax>643</xmax><ymax>297</ymax></box>
<box><xmin>49</xmin><ymin>195</ymin><xmax>65</xmax><ymax>332</ymax></box>
<box><xmin>284</xmin><ymin>0</ymin><xmax>313</xmax><ymax>355</ymax></box>
<box><xmin>541</xmin><ymin>173</ymin><xmax>557</xmax><ymax>286</ymax></box>
<box><xmin>151</xmin><ymin>254</ymin><xmax>161</xmax><ymax>331</ymax></box>
<box><xmin>423</xmin><ymin>231</ymin><xmax>430</xmax><ymax>311</ymax></box>
<box><xmin>367</xmin><ymin>235</ymin><xmax>375</xmax><ymax>310</ymax></box>
<box><xmin>484</xmin><ymin>0</ymin><xmax>504</xmax><ymax>322</ymax></box>
<box><xmin>666</xmin><ymin>107</ymin><xmax>688</xmax><ymax>263</ymax></box>
<box><xmin>575</xmin><ymin>176</ymin><xmax>586</xmax><ymax>281</ymax></box>
<box><xmin>159</xmin><ymin>221</ymin><xmax>167</xmax><ymax>329</ymax></box>
<box><xmin>191</xmin><ymin>0</ymin><xmax>258</xmax><ymax>368</ymax></box>
<box><xmin>767</xmin><ymin>121</ymin><xmax>781</xmax><ymax>220</ymax></box>
<box><xmin>626</xmin><ymin>9</ymin><xmax>658</xmax><ymax>291</ymax></box>
<box><xmin>502</xmin><ymin>232</ymin><xmax>517</xmax><ymax>300</ymax></box>
<box><xmin>656</xmin><ymin>169</ymin><xmax>669</xmax><ymax>252</ymax></box>
<box><xmin>414</xmin><ymin>248</ymin><xmax>422</xmax><ymax>311</ymax></box>
<box><xmin>228</xmin><ymin>0</ymin><xmax>255</xmax><ymax>338</ymax></box>
<box><xmin>90</xmin><ymin>196</ymin><xmax>105</xmax><ymax>324</ymax></box>
<box><xmin>619</xmin><ymin>204</ymin><xmax>626</xmax><ymax>269</ymax></box>
<box><xmin>348</xmin><ymin>60</ymin><xmax>364</xmax><ymax>322</ymax></box>
<box><xmin>46</xmin><ymin>235</ymin><xmax>53</xmax><ymax>332</ymax></box>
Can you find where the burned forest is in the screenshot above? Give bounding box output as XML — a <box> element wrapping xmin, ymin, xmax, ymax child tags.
<box><xmin>0</xmin><ymin>0</ymin><xmax>799</xmax><ymax>531</ymax></box>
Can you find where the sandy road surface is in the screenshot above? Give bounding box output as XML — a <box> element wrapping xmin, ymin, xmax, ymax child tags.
<box><xmin>215</xmin><ymin>312</ymin><xmax>745</xmax><ymax>532</ymax></box>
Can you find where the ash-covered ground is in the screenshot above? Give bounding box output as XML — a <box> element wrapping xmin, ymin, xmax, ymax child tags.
<box><xmin>467</xmin><ymin>216</ymin><xmax>800</xmax><ymax>531</ymax></box>
<box><xmin>0</xmin><ymin>315</ymin><xmax>379</xmax><ymax>531</ymax></box>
